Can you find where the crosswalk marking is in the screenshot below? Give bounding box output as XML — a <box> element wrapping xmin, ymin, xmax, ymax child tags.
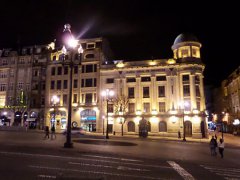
<box><xmin>82</xmin><ymin>154</ymin><xmax>143</xmax><ymax>162</ymax></box>
<box><xmin>167</xmin><ymin>161</ymin><xmax>195</xmax><ymax>180</ymax></box>
<box><xmin>30</xmin><ymin>165</ymin><xmax>165</xmax><ymax>180</ymax></box>
<box><xmin>200</xmin><ymin>165</ymin><xmax>240</xmax><ymax>179</ymax></box>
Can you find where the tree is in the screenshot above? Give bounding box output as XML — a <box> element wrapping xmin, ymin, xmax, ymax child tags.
<box><xmin>114</xmin><ymin>95</ymin><xmax>129</xmax><ymax>136</ymax></box>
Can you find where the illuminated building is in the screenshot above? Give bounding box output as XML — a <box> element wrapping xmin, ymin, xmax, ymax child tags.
<box><xmin>0</xmin><ymin>33</ymin><xmax>207</xmax><ymax>138</ymax></box>
<box><xmin>222</xmin><ymin>66</ymin><xmax>240</xmax><ymax>125</ymax></box>
<box><xmin>100</xmin><ymin>33</ymin><xmax>207</xmax><ymax>138</ymax></box>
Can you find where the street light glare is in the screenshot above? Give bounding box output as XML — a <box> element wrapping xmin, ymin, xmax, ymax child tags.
<box><xmin>67</xmin><ymin>37</ymin><xmax>78</xmax><ymax>48</ymax></box>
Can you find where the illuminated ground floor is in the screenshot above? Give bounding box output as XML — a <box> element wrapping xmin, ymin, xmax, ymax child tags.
<box><xmin>44</xmin><ymin>107</ymin><xmax>208</xmax><ymax>138</ymax></box>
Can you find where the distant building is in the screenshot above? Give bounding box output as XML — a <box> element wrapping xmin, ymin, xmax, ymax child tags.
<box><xmin>221</xmin><ymin>66</ymin><xmax>240</xmax><ymax>129</ymax></box>
<box><xmin>0</xmin><ymin>32</ymin><xmax>207</xmax><ymax>138</ymax></box>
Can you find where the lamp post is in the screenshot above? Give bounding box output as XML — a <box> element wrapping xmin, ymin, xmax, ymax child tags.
<box><xmin>51</xmin><ymin>95</ymin><xmax>59</xmax><ymax>128</ymax></box>
<box><xmin>102</xmin><ymin>116</ymin><xmax>105</xmax><ymax>135</ymax></box>
<box><xmin>179</xmin><ymin>101</ymin><xmax>189</xmax><ymax>142</ymax></box>
<box><xmin>101</xmin><ymin>89</ymin><xmax>114</xmax><ymax>139</ymax></box>
<box><xmin>62</xmin><ymin>24</ymin><xmax>83</xmax><ymax>148</ymax></box>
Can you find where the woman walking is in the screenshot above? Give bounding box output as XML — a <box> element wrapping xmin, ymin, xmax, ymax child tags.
<box><xmin>218</xmin><ymin>138</ymin><xmax>225</xmax><ymax>158</ymax></box>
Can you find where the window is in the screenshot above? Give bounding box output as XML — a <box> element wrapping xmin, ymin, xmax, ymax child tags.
<box><xmin>19</xmin><ymin>58</ymin><xmax>25</xmax><ymax>64</ymax></box>
<box><xmin>18</xmin><ymin>82</ymin><xmax>24</xmax><ymax>90</ymax></box>
<box><xmin>63</xmin><ymin>80</ymin><xmax>68</xmax><ymax>89</ymax></box>
<box><xmin>81</xmin><ymin>79</ymin><xmax>84</xmax><ymax>87</ymax></box>
<box><xmin>26</xmin><ymin>83</ymin><xmax>30</xmax><ymax>91</ymax></box>
<box><xmin>51</xmin><ymin>81</ymin><xmax>55</xmax><ymax>89</ymax></box>
<box><xmin>143</xmin><ymin>87</ymin><xmax>149</xmax><ymax>98</ymax></box>
<box><xmin>108</xmin><ymin>104</ymin><xmax>114</xmax><ymax>113</ymax></box>
<box><xmin>183</xmin><ymin>99</ymin><xmax>191</xmax><ymax>111</ymax></box>
<box><xmin>85</xmin><ymin>93</ymin><xmax>92</xmax><ymax>104</ymax></box>
<box><xmin>0</xmin><ymin>84</ymin><xmax>7</xmax><ymax>91</ymax></box>
<box><xmin>197</xmin><ymin>100</ymin><xmax>201</xmax><ymax>110</ymax></box>
<box><xmin>128</xmin><ymin>87</ymin><xmax>135</xmax><ymax>98</ymax></box>
<box><xmin>57</xmin><ymin>80</ymin><xmax>61</xmax><ymax>90</ymax></box>
<box><xmin>127</xmin><ymin>77</ymin><xmax>136</xmax><ymax>83</ymax></box>
<box><xmin>196</xmin><ymin>85</ymin><xmax>200</xmax><ymax>97</ymax></box>
<box><xmin>85</xmin><ymin>54</ymin><xmax>95</xmax><ymax>59</ymax></box>
<box><xmin>73</xmin><ymin>94</ymin><xmax>77</xmax><ymax>103</ymax></box>
<box><xmin>0</xmin><ymin>71</ymin><xmax>7</xmax><ymax>78</ymax></box>
<box><xmin>93</xmin><ymin>78</ymin><xmax>97</xmax><ymax>87</ymax></box>
<box><xmin>128</xmin><ymin>121</ymin><xmax>135</xmax><ymax>132</ymax></box>
<box><xmin>73</xmin><ymin>79</ymin><xmax>78</xmax><ymax>88</ymax></box>
<box><xmin>64</xmin><ymin>66</ymin><xmax>68</xmax><ymax>75</ymax></box>
<box><xmin>143</xmin><ymin>103</ymin><xmax>150</xmax><ymax>113</ymax></box>
<box><xmin>156</xmin><ymin>76</ymin><xmax>166</xmax><ymax>81</ymax></box>
<box><xmin>74</xmin><ymin>66</ymin><xmax>78</xmax><ymax>74</ymax></box>
<box><xmin>159</xmin><ymin>121</ymin><xmax>167</xmax><ymax>132</ymax></box>
<box><xmin>128</xmin><ymin>103</ymin><xmax>135</xmax><ymax>113</ymax></box>
<box><xmin>182</xmin><ymin>75</ymin><xmax>189</xmax><ymax>82</ymax></box>
<box><xmin>63</xmin><ymin>94</ymin><xmax>67</xmax><ymax>105</ymax></box>
<box><xmin>33</xmin><ymin>70</ymin><xmax>38</xmax><ymax>77</ymax></box>
<box><xmin>51</xmin><ymin>67</ymin><xmax>55</xmax><ymax>76</ymax></box>
<box><xmin>85</xmin><ymin>79</ymin><xmax>92</xmax><ymax>87</ymax></box>
<box><xmin>159</xmin><ymin>102</ymin><xmax>166</xmax><ymax>112</ymax></box>
<box><xmin>158</xmin><ymin>86</ymin><xmax>165</xmax><ymax>97</ymax></box>
<box><xmin>195</xmin><ymin>75</ymin><xmax>200</xmax><ymax>84</ymax></box>
<box><xmin>106</xmin><ymin>78</ymin><xmax>114</xmax><ymax>84</ymax></box>
<box><xmin>141</xmin><ymin>77</ymin><xmax>151</xmax><ymax>82</ymax></box>
<box><xmin>87</xmin><ymin>43</ymin><xmax>95</xmax><ymax>49</ymax></box>
<box><xmin>94</xmin><ymin>64</ymin><xmax>97</xmax><ymax>72</ymax></box>
<box><xmin>183</xmin><ymin>85</ymin><xmax>190</xmax><ymax>96</ymax></box>
<box><xmin>10</xmin><ymin>69</ymin><xmax>14</xmax><ymax>77</ymax></box>
<box><xmin>182</xmin><ymin>49</ymin><xmax>189</xmax><ymax>57</ymax></box>
<box><xmin>41</xmin><ymin>97</ymin><xmax>45</xmax><ymax>106</ymax></box>
<box><xmin>57</xmin><ymin>67</ymin><xmax>62</xmax><ymax>75</ymax></box>
<box><xmin>86</xmin><ymin>64</ymin><xmax>93</xmax><ymax>73</ymax></box>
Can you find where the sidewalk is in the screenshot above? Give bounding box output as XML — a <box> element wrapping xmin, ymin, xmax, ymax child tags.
<box><xmin>85</xmin><ymin>131</ymin><xmax>240</xmax><ymax>147</ymax></box>
<box><xmin>1</xmin><ymin>127</ymin><xmax>239</xmax><ymax>147</ymax></box>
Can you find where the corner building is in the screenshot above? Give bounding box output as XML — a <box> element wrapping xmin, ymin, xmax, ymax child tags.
<box><xmin>46</xmin><ymin>33</ymin><xmax>207</xmax><ymax>138</ymax></box>
<box><xmin>99</xmin><ymin>33</ymin><xmax>207</xmax><ymax>138</ymax></box>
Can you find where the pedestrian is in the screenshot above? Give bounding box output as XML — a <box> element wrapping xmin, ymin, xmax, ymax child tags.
<box><xmin>51</xmin><ymin>125</ymin><xmax>56</xmax><ymax>140</ymax></box>
<box><xmin>25</xmin><ymin>122</ymin><xmax>28</xmax><ymax>132</ymax></box>
<box><xmin>218</xmin><ymin>138</ymin><xmax>225</xmax><ymax>158</ymax></box>
<box><xmin>209</xmin><ymin>136</ymin><xmax>217</xmax><ymax>156</ymax></box>
<box><xmin>44</xmin><ymin>126</ymin><xmax>49</xmax><ymax>139</ymax></box>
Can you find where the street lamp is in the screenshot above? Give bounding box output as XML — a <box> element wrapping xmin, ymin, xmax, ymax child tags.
<box><xmin>101</xmin><ymin>89</ymin><xmax>114</xmax><ymax>139</ymax></box>
<box><xmin>51</xmin><ymin>95</ymin><xmax>59</xmax><ymax>128</ymax></box>
<box><xmin>221</xmin><ymin>111</ymin><xmax>228</xmax><ymax>140</ymax></box>
<box><xmin>62</xmin><ymin>24</ymin><xmax>83</xmax><ymax>148</ymax></box>
<box><xmin>179</xmin><ymin>101</ymin><xmax>189</xmax><ymax>142</ymax></box>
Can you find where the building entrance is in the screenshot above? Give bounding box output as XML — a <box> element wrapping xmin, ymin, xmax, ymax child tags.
<box><xmin>80</xmin><ymin>109</ymin><xmax>96</xmax><ymax>132</ymax></box>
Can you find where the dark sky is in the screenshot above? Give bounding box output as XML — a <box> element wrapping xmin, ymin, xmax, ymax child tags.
<box><xmin>0</xmin><ymin>0</ymin><xmax>239</xmax><ymax>87</ymax></box>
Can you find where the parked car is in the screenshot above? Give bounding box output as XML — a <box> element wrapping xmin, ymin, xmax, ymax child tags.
<box><xmin>62</xmin><ymin>127</ymin><xmax>85</xmax><ymax>135</ymax></box>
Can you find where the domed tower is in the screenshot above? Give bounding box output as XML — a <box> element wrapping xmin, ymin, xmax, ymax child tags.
<box><xmin>171</xmin><ymin>33</ymin><xmax>202</xmax><ymax>63</ymax></box>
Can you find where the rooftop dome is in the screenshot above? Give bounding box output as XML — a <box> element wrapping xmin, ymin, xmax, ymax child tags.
<box><xmin>173</xmin><ymin>33</ymin><xmax>199</xmax><ymax>45</ymax></box>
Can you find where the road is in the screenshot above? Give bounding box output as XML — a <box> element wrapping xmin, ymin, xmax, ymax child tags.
<box><xmin>0</xmin><ymin>131</ymin><xmax>239</xmax><ymax>179</ymax></box>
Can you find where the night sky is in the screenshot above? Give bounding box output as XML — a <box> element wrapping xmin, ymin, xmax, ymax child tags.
<box><xmin>0</xmin><ymin>0</ymin><xmax>239</xmax><ymax>86</ymax></box>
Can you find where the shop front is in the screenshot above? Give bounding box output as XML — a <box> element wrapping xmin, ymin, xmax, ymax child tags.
<box><xmin>80</xmin><ymin>109</ymin><xmax>96</xmax><ymax>132</ymax></box>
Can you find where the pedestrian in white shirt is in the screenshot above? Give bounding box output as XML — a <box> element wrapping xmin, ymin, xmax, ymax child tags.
<box><xmin>218</xmin><ymin>138</ymin><xmax>225</xmax><ymax>158</ymax></box>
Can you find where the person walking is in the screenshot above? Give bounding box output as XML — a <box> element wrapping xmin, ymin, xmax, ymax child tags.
<box><xmin>51</xmin><ymin>125</ymin><xmax>56</xmax><ymax>140</ymax></box>
<box><xmin>218</xmin><ymin>138</ymin><xmax>225</xmax><ymax>158</ymax></box>
<box><xmin>209</xmin><ymin>136</ymin><xmax>217</xmax><ymax>156</ymax></box>
<box><xmin>44</xmin><ymin>126</ymin><xmax>50</xmax><ymax>139</ymax></box>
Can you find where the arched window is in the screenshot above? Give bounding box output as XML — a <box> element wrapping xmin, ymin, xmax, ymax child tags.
<box><xmin>159</xmin><ymin>121</ymin><xmax>167</xmax><ymax>132</ymax></box>
<box><xmin>128</xmin><ymin>121</ymin><xmax>135</xmax><ymax>132</ymax></box>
